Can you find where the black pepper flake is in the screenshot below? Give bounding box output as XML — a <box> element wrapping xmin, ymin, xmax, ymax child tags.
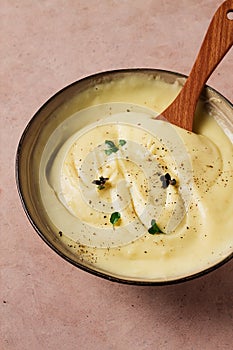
<box><xmin>59</xmin><ymin>231</ymin><xmax>63</xmax><ymax>237</ymax></box>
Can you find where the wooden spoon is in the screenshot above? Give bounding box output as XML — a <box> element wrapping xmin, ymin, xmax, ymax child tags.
<box><xmin>160</xmin><ymin>0</ymin><xmax>233</xmax><ymax>131</ymax></box>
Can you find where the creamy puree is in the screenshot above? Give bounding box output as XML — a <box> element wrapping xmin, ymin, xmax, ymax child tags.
<box><xmin>40</xmin><ymin>75</ymin><xmax>233</xmax><ymax>281</ymax></box>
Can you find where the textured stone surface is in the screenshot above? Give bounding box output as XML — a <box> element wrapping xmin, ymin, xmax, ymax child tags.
<box><xmin>1</xmin><ymin>1</ymin><xmax>233</xmax><ymax>349</ymax></box>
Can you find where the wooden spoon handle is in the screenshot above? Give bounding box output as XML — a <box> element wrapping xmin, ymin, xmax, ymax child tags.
<box><xmin>162</xmin><ymin>0</ymin><xmax>233</xmax><ymax>131</ymax></box>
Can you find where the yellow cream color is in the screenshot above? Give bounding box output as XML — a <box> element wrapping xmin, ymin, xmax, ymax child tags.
<box><xmin>39</xmin><ymin>75</ymin><xmax>233</xmax><ymax>281</ymax></box>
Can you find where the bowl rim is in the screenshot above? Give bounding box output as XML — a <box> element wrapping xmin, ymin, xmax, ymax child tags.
<box><xmin>15</xmin><ymin>68</ymin><xmax>233</xmax><ymax>286</ymax></box>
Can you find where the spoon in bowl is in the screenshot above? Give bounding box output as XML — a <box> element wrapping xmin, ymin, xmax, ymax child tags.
<box><xmin>159</xmin><ymin>0</ymin><xmax>233</xmax><ymax>131</ymax></box>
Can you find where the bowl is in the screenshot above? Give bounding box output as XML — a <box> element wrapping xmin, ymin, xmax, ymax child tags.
<box><xmin>16</xmin><ymin>69</ymin><xmax>233</xmax><ymax>285</ymax></box>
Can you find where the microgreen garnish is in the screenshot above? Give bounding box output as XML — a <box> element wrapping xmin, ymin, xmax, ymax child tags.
<box><xmin>92</xmin><ymin>176</ymin><xmax>109</xmax><ymax>190</ymax></box>
<box><xmin>104</xmin><ymin>140</ymin><xmax>115</xmax><ymax>148</ymax></box>
<box><xmin>104</xmin><ymin>139</ymin><xmax>126</xmax><ymax>155</ymax></box>
<box><xmin>160</xmin><ymin>173</ymin><xmax>176</xmax><ymax>189</ymax></box>
<box><xmin>104</xmin><ymin>140</ymin><xmax>119</xmax><ymax>155</ymax></box>
<box><xmin>148</xmin><ymin>219</ymin><xmax>164</xmax><ymax>234</ymax></box>
<box><xmin>119</xmin><ymin>139</ymin><xmax>127</xmax><ymax>147</ymax></box>
<box><xmin>110</xmin><ymin>212</ymin><xmax>121</xmax><ymax>226</ymax></box>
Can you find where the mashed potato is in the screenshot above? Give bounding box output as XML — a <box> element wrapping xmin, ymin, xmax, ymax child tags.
<box><xmin>39</xmin><ymin>75</ymin><xmax>233</xmax><ymax>281</ymax></box>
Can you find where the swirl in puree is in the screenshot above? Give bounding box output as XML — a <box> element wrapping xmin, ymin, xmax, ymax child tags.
<box><xmin>39</xmin><ymin>75</ymin><xmax>233</xmax><ymax>280</ymax></box>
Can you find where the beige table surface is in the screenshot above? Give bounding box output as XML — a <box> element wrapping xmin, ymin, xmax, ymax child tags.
<box><xmin>1</xmin><ymin>1</ymin><xmax>233</xmax><ymax>349</ymax></box>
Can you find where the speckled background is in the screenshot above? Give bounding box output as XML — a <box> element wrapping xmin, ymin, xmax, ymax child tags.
<box><xmin>1</xmin><ymin>1</ymin><xmax>233</xmax><ymax>349</ymax></box>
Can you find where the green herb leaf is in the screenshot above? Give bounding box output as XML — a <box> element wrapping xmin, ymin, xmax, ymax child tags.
<box><xmin>148</xmin><ymin>220</ymin><xmax>164</xmax><ymax>234</ymax></box>
<box><xmin>119</xmin><ymin>139</ymin><xmax>126</xmax><ymax>147</ymax></box>
<box><xmin>151</xmin><ymin>219</ymin><xmax>156</xmax><ymax>226</ymax></box>
<box><xmin>110</xmin><ymin>212</ymin><xmax>121</xmax><ymax>226</ymax></box>
<box><xmin>104</xmin><ymin>147</ymin><xmax>119</xmax><ymax>155</ymax></box>
<box><xmin>104</xmin><ymin>140</ymin><xmax>119</xmax><ymax>155</ymax></box>
<box><xmin>105</xmin><ymin>140</ymin><xmax>117</xmax><ymax>148</ymax></box>
<box><xmin>104</xmin><ymin>139</ymin><xmax>127</xmax><ymax>156</ymax></box>
<box><xmin>111</xmin><ymin>146</ymin><xmax>119</xmax><ymax>153</ymax></box>
<box><xmin>105</xmin><ymin>149</ymin><xmax>114</xmax><ymax>155</ymax></box>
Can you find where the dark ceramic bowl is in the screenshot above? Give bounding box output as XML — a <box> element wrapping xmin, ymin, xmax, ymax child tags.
<box><xmin>16</xmin><ymin>69</ymin><xmax>233</xmax><ymax>285</ymax></box>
